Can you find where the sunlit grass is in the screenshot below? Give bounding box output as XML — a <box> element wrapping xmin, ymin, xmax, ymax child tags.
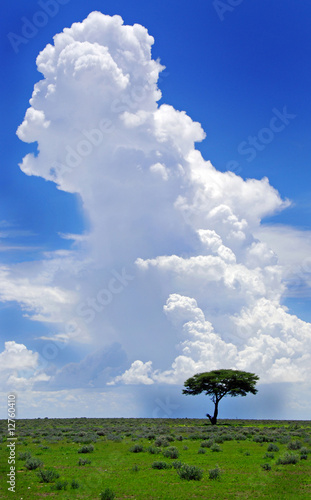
<box><xmin>0</xmin><ymin>418</ymin><xmax>310</xmax><ymax>499</ymax></box>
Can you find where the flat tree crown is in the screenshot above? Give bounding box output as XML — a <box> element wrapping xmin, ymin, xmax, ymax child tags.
<box><xmin>183</xmin><ymin>369</ymin><xmax>259</xmax><ymax>400</ymax></box>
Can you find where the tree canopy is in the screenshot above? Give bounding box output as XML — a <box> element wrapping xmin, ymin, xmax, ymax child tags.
<box><xmin>183</xmin><ymin>369</ymin><xmax>259</xmax><ymax>424</ymax></box>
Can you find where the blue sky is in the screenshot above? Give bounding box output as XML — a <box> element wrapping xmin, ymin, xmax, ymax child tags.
<box><xmin>0</xmin><ymin>1</ymin><xmax>311</xmax><ymax>419</ymax></box>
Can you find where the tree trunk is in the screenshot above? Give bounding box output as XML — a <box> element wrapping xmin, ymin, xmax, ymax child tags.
<box><xmin>206</xmin><ymin>399</ymin><xmax>219</xmax><ymax>425</ymax></box>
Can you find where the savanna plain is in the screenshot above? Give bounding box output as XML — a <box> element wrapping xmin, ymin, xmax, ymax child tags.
<box><xmin>0</xmin><ymin>417</ymin><xmax>310</xmax><ymax>499</ymax></box>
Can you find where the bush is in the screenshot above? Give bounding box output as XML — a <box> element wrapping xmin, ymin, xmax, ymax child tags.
<box><xmin>147</xmin><ymin>446</ymin><xmax>160</xmax><ymax>455</ymax></box>
<box><xmin>235</xmin><ymin>433</ymin><xmax>247</xmax><ymax>441</ymax></box>
<box><xmin>162</xmin><ymin>446</ymin><xmax>179</xmax><ymax>459</ymax></box>
<box><xmin>177</xmin><ymin>464</ymin><xmax>203</xmax><ymax>481</ymax></box>
<box><xmin>18</xmin><ymin>451</ymin><xmax>32</xmax><ymax>461</ymax></box>
<box><xmin>276</xmin><ymin>452</ymin><xmax>299</xmax><ymax>465</ymax></box>
<box><xmin>221</xmin><ymin>432</ymin><xmax>234</xmax><ymax>442</ymax></box>
<box><xmin>155</xmin><ymin>437</ymin><xmax>170</xmax><ymax>448</ymax></box>
<box><xmin>100</xmin><ymin>488</ymin><xmax>115</xmax><ymax>500</ymax></box>
<box><xmin>55</xmin><ymin>480</ymin><xmax>68</xmax><ymax>490</ymax></box>
<box><xmin>37</xmin><ymin>469</ymin><xmax>60</xmax><ymax>483</ymax></box>
<box><xmin>78</xmin><ymin>444</ymin><xmax>94</xmax><ymax>454</ymax></box>
<box><xmin>261</xmin><ymin>463</ymin><xmax>272</xmax><ymax>471</ymax></box>
<box><xmin>78</xmin><ymin>458</ymin><xmax>91</xmax><ymax>465</ymax></box>
<box><xmin>198</xmin><ymin>448</ymin><xmax>206</xmax><ymax>454</ymax></box>
<box><xmin>208</xmin><ymin>466</ymin><xmax>222</xmax><ymax>480</ymax></box>
<box><xmin>263</xmin><ymin>453</ymin><xmax>274</xmax><ymax>459</ymax></box>
<box><xmin>25</xmin><ymin>458</ymin><xmax>43</xmax><ymax>470</ymax></box>
<box><xmin>267</xmin><ymin>443</ymin><xmax>279</xmax><ymax>452</ymax></box>
<box><xmin>172</xmin><ymin>460</ymin><xmax>183</xmax><ymax>470</ymax></box>
<box><xmin>211</xmin><ymin>443</ymin><xmax>222</xmax><ymax>452</ymax></box>
<box><xmin>287</xmin><ymin>440</ymin><xmax>302</xmax><ymax>450</ymax></box>
<box><xmin>129</xmin><ymin>444</ymin><xmax>143</xmax><ymax>453</ymax></box>
<box><xmin>107</xmin><ymin>435</ymin><xmax>122</xmax><ymax>443</ymax></box>
<box><xmin>300</xmin><ymin>453</ymin><xmax>308</xmax><ymax>460</ymax></box>
<box><xmin>200</xmin><ymin>439</ymin><xmax>214</xmax><ymax>448</ymax></box>
<box><xmin>253</xmin><ymin>435</ymin><xmax>267</xmax><ymax>443</ymax></box>
<box><xmin>151</xmin><ymin>461</ymin><xmax>172</xmax><ymax>470</ymax></box>
<box><xmin>131</xmin><ymin>465</ymin><xmax>139</xmax><ymax>472</ymax></box>
<box><xmin>71</xmin><ymin>479</ymin><xmax>80</xmax><ymax>489</ymax></box>
<box><xmin>278</xmin><ymin>435</ymin><xmax>290</xmax><ymax>444</ymax></box>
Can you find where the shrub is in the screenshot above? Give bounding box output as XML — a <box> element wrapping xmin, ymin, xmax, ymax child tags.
<box><xmin>25</xmin><ymin>458</ymin><xmax>43</xmax><ymax>470</ymax></box>
<box><xmin>55</xmin><ymin>480</ymin><xmax>68</xmax><ymax>490</ymax></box>
<box><xmin>198</xmin><ymin>448</ymin><xmax>206</xmax><ymax>454</ymax></box>
<box><xmin>276</xmin><ymin>452</ymin><xmax>299</xmax><ymax>465</ymax></box>
<box><xmin>213</xmin><ymin>435</ymin><xmax>224</xmax><ymax>444</ymax></box>
<box><xmin>129</xmin><ymin>444</ymin><xmax>143</xmax><ymax>453</ymax></box>
<box><xmin>151</xmin><ymin>461</ymin><xmax>172</xmax><ymax>470</ymax></box>
<box><xmin>100</xmin><ymin>488</ymin><xmax>116</xmax><ymax>500</ymax></box>
<box><xmin>267</xmin><ymin>443</ymin><xmax>279</xmax><ymax>452</ymax></box>
<box><xmin>108</xmin><ymin>435</ymin><xmax>122</xmax><ymax>443</ymax></box>
<box><xmin>155</xmin><ymin>437</ymin><xmax>170</xmax><ymax>448</ymax></box>
<box><xmin>263</xmin><ymin>453</ymin><xmax>274</xmax><ymax>459</ymax></box>
<box><xmin>278</xmin><ymin>435</ymin><xmax>290</xmax><ymax>444</ymax></box>
<box><xmin>145</xmin><ymin>433</ymin><xmax>156</xmax><ymax>440</ymax></box>
<box><xmin>162</xmin><ymin>446</ymin><xmax>179</xmax><ymax>459</ymax></box>
<box><xmin>172</xmin><ymin>460</ymin><xmax>183</xmax><ymax>470</ymax></box>
<box><xmin>177</xmin><ymin>464</ymin><xmax>203</xmax><ymax>481</ymax></box>
<box><xmin>78</xmin><ymin>458</ymin><xmax>91</xmax><ymax>465</ymax></box>
<box><xmin>235</xmin><ymin>433</ymin><xmax>247</xmax><ymax>441</ymax></box>
<box><xmin>261</xmin><ymin>463</ymin><xmax>271</xmax><ymax>471</ymax></box>
<box><xmin>166</xmin><ymin>435</ymin><xmax>175</xmax><ymax>442</ymax></box>
<box><xmin>147</xmin><ymin>446</ymin><xmax>160</xmax><ymax>455</ymax></box>
<box><xmin>18</xmin><ymin>451</ymin><xmax>32</xmax><ymax>461</ymax></box>
<box><xmin>208</xmin><ymin>466</ymin><xmax>222</xmax><ymax>480</ymax></box>
<box><xmin>253</xmin><ymin>435</ymin><xmax>266</xmax><ymax>443</ymax></box>
<box><xmin>300</xmin><ymin>453</ymin><xmax>308</xmax><ymax>460</ymax></box>
<box><xmin>287</xmin><ymin>440</ymin><xmax>302</xmax><ymax>450</ymax></box>
<box><xmin>37</xmin><ymin>469</ymin><xmax>60</xmax><ymax>483</ymax></box>
<box><xmin>200</xmin><ymin>439</ymin><xmax>214</xmax><ymax>448</ymax></box>
<box><xmin>71</xmin><ymin>479</ymin><xmax>80</xmax><ymax>489</ymax></box>
<box><xmin>78</xmin><ymin>444</ymin><xmax>94</xmax><ymax>454</ymax></box>
<box><xmin>183</xmin><ymin>445</ymin><xmax>188</xmax><ymax>450</ymax></box>
<box><xmin>211</xmin><ymin>443</ymin><xmax>222</xmax><ymax>452</ymax></box>
<box><xmin>221</xmin><ymin>432</ymin><xmax>234</xmax><ymax>442</ymax></box>
<box><xmin>131</xmin><ymin>465</ymin><xmax>139</xmax><ymax>472</ymax></box>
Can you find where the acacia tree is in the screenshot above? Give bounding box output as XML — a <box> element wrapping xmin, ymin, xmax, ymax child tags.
<box><xmin>183</xmin><ymin>369</ymin><xmax>259</xmax><ymax>425</ymax></box>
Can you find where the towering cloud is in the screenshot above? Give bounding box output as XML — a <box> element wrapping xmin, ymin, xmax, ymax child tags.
<box><xmin>2</xmin><ymin>12</ymin><xmax>309</xmax><ymax>415</ymax></box>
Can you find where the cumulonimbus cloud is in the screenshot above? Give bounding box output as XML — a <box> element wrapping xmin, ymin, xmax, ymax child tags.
<box><xmin>4</xmin><ymin>11</ymin><xmax>310</xmax><ymax>403</ymax></box>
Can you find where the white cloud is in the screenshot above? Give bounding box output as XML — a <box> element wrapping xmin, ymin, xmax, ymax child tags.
<box><xmin>1</xmin><ymin>11</ymin><xmax>309</xmax><ymax>417</ymax></box>
<box><xmin>0</xmin><ymin>341</ymin><xmax>38</xmax><ymax>371</ymax></box>
<box><xmin>0</xmin><ymin>341</ymin><xmax>50</xmax><ymax>390</ymax></box>
<box><xmin>112</xmin><ymin>293</ymin><xmax>311</xmax><ymax>386</ymax></box>
<box><xmin>109</xmin><ymin>360</ymin><xmax>154</xmax><ymax>385</ymax></box>
<box><xmin>150</xmin><ymin>162</ymin><xmax>169</xmax><ymax>181</ymax></box>
<box><xmin>255</xmin><ymin>225</ymin><xmax>311</xmax><ymax>296</ymax></box>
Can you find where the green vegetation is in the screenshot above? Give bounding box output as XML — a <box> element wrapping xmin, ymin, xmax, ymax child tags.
<box><xmin>176</xmin><ymin>463</ymin><xmax>203</xmax><ymax>481</ymax></box>
<box><xmin>0</xmin><ymin>417</ymin><xmax>310</xmax><ymax>499</ymax></box>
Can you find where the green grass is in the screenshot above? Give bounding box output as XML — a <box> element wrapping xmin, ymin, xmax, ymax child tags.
<box><xmin>0</xmin><ymin>418</ymin><xmax>310</xmax><ymax>498</ymax></box>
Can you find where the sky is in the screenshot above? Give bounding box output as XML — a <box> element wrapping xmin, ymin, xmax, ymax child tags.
<box><xmin>0</xmin><ymin>0</ymin><xmax>311</xmax><ymax>420</ymax></box>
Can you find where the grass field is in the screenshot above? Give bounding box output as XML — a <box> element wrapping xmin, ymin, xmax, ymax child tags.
<box><xmin>0</xmin><ymin>418</ymin><xmax>310</xmax><ymax>499</ymax></box>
